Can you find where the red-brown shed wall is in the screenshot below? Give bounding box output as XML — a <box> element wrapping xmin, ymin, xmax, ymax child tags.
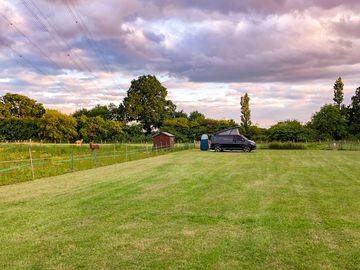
<box><xmin>153</xmin><ymin>134</ymin><xmax>175</xmax><ymax>149</ymax></box>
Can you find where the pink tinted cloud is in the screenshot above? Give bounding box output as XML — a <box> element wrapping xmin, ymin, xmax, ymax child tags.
<box><xmin>1</xmin><ymin>0</ymin><xmax>360</xmax><ymax>126</ymax></box>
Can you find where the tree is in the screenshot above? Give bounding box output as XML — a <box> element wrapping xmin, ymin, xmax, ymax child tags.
<box><xmin>122</xmin><ymin>123</ymin><xmax>149</xmax><ymax>142</ymax></box>
<box><xmin>72</xmin><ymin>108</ymin><xmax>89</xmax><ymax>119</ymax></box>
<box><xmin>348</xmin><ymin>87</ymin><xmax>360</xmax><ymax>137</ymax></box>
<box><xmin>268</xmin><ymin>120</ymin><xmax>312</xmax><ymax>142</ymax></box>
<box><xmin>78</xmin><ymin>116</ymin><xmax>106</xmax><ymax>142</ymax></box>
<box><xmin>123</xmin><ymin>75</ymin><xmax>176</xmax><ymax>134</ymax></box>
<box><xmin>0</xmin><ymin>103</ymin><xmax>11</xmax><ymax>118</ymax></box>
<box><xmin>161</xmin><ymin>117</ymin><xmax>190</xmax><ymax>142</ymax></box>
<box><xmin>0</xmin><ymin>93</ymin><xmax>45</xmax><ymax>118</ymax></box>
<box><xmin>77</xmin><ymin>115</ymin><xmax>124</xmax><ymax>142</ymax></box>
<box><xmin>248</xmin><ymin>125</ymin><xmax>269</xmax><ymax>142</ymax></box>
<box><xmin>73</xmin><ymin>103</ymin><xmax>123</xmax><ymax>121</ymax></box>
<box><xmin>240</xmin><ymin>93</ymin><xmax>252</xmax><ymax>137</ymax></box>
<box><xmin>333</xmin><ymin>77</ymin><xmax>344</xmax><ymax>108</ymax></box>
<box><xmin>189</xmin><ymin>118</ymin><xmax>236</xmax><ymax>140</ymax></box>
<box><xmin>89</xmin><ymin>104</ymin><xmax>112</xmax><ymax>119</ymax></box>
<box><xmin>0</xmin><ymin>117</ymin><xmax>39</xmax><ymax>141</ymax></box>
<box><xmin>188</xmin><ymin>111</ymin><xmax>205</xmax><ymax>122</ymax></box>
<box><xmin>311</xmin><ymin>104</ymin><xmax>348</xmax><ymax>140</ymax></box>
<box><xmin>38</xmin><ymin>110</ymin><xmax>77</xmax><ymax>142</ymax></box>
<box><xmin>173</xmin><ymin>110</ymin><xmax>188</xmax><ymax>119</ymax></box>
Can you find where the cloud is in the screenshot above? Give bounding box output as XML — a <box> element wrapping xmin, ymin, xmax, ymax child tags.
<box><xmin>331</xmin><ymin>17</ymin><xmax>360</xmax><ymax>38</ymax></box>
<box><xmin>1</xmin><ymin>0</ymin><xmax>360</xmax><ymax>125</ymax></box>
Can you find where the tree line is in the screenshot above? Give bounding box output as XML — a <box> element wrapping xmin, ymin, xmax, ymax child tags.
<box><xmin>1</xmin><ymin>75</ymin><xmax>360</xmax><ymax>143</ymax></box>
<box><xmin>239</xmin><ymin>77</ymin><xmax>360</xmax><ymax>142</ymax></box>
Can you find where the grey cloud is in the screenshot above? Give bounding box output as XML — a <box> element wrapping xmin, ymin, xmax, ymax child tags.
<box><xmin>143</xmin><ymin>30</ymin><xmax>165</xmax><ymax>43</ymax></box>
<box><xmin>11</xmin><ymin>0</ymin><xmax>360</xmax><ymax>84</ymax></box>
<box><xmin>144</xmin><ymin>0</ymin><xmax>360</xmax><ymax>15</ymax></box>
<box><xmin>2</xmin><ymin>0</ymin><xmax>360</xmax><ymax>126</ymax></box>
<box><xmin>331</xmin><ymin>18</ymin><xmax>360</xmax><ymax>39</ymax></box>
<box><xmin>0</xmin><ymin>36</ymin><xmax>12</xmax><ymax>48</ymax></box>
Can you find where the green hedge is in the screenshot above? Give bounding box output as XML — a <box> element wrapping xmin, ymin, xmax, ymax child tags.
<box><xmin>268</xmin><ymin>142</ymin><xmax>306</xmax><ymax>150</ymax></box>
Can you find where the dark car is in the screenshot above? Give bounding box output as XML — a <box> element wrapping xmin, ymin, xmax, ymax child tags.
<box><xmin>210</xmin><ymin>127</ymin><xmax>256</xmax><ymax>152</ymax></box>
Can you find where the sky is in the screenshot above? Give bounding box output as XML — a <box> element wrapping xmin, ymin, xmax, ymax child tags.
<box><xmin>0</xmin><ymin>0</ymin><xmax>360</xmax><ymax>127</ymax></box>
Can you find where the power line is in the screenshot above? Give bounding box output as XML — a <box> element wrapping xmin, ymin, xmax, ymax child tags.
<box><xmin>2</xmin><ymin>2</ymin><xmax>122</xmax><ymax>100</ymax></box>
<box><xmin>5</xmin><ymin>45</ymin><xmax>73</xmax><ymax>93</ymax></box>
<box><xmin>2</xmin><ymin>4</ymin><xmax>109</xmax><ymax>94</ymax></box>
<box><xmin>64</xmin><ymin>0</ymin><xmax>108</xmax><ymax>72</ymax></box>
<box><xmin>24</xmin><ymin>0</ymin><xmax>104</xmax><ymax>79</ymax></box>
<box><xmin>63</xmin><ymin>0</ymin><xmax>121</xmax><ymax>89</ymax></box>
<box><xmin>0</xmin><ymin>11</ymin><xmax>90</xmax><ymax>95</ymax></box>
<box><xmin>21</xmin><ymin>0</ymin><xmax>49</xmax><ymax>33</ymax></box>
<box><xmin>0</xmin><ymin>12</ymin><xmax>63</xmax><ymax>72</ymax></box>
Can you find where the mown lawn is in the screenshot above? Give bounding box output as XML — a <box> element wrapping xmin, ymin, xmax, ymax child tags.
<box><xmin>0</xmin><ymin>150</ymin><xmax>359</xmax><ymax>269</ymax></box>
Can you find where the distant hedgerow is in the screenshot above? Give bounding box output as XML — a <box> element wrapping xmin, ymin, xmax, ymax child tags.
<box><xmin>268</xmin><ymin>142</ymin><xmax>306</xmax><ymax>150</ymax></box>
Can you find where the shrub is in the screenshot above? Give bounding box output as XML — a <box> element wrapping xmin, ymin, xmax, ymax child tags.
<box><xmin>0</xmin><ymin>117</ymin><xmax>39</xmax><ymax>141</ymax></box>
<box><xmin>268</xmin><ymin>120</ymin><xmax>312</xmax><ymax>142</ymax></box>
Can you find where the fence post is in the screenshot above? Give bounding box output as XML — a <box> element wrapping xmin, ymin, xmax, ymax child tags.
<box><xmin>93</xmin><ymin>149</ymin><xmax>97</xmax><ymax>167</ymax></box>
<box><xmin>29</xmin><ymin>146</ymin><xmax>35</xmax><ymax>180</ymax></box>
<box><xmin>113</xmin><ymin>144</ymin><xmax>116</xmax><ymax>160</ymax></box>
<box><xmin>146</xmin><ymin>142</ymin><xmax>149</xmax><ymax>155</ymax></box>
<box><xmin>70</xmin><ymin>147</ymin><xmax>74</xmax><ymax>173</ymax></box>
<box><xmin>125</xmin><ymin>143</ymin><xmax>128</xmax><ymax>161</ymax></box>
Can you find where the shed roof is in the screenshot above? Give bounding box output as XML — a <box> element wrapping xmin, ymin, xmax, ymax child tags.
<box><xmin>152</xmin><ymin>131</ymin><xmax>175</xmax><ymax>138</ymax></box>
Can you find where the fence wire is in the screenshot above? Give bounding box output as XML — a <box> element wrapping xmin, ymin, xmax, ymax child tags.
<box><xmin>0</xmin><ymin>143</ymin><xmax>198</xmax><ymax>185</ymax></box>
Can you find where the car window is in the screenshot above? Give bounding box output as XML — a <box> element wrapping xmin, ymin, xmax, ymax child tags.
<box><xmin>234</xmin><ymin>135</ymin><xmax>245</xmax><ymax>142</ymax></box>
<box><xmin>221</xmin><ymin>136</ymin><xmax>233</xmax><ymax>142</ymax></box>
<box><xmin>240</xmin><ymin>135</ymin><xmax>248</xmax><ymax>140</ymax></box>
<box><xmin>218</xmin><ymin>130</ymin><xmax>231</xmax><ymax>135</ymax></box>
<box><xmin>215</xmin><ymin>135</ymin><xmax>232</xmax><ymax>142</ymax></box>
<box><xmin>229</xmin><ymin>129</ymin><xmax>240</xmax><ymax>135</ymax></box>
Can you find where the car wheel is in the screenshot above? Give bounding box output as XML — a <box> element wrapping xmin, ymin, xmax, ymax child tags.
<box><xmin>243</xmin><ymin>145</ymin><xmax>251</xmax><ymax>152</ymax></box>
<box><xmin>215</xmin><ymin>144</ymin><xmax>222</xmax><ymax>152</ymax></box>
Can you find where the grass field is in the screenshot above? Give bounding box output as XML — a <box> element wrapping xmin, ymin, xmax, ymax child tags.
<box><xmin>0</xmin><ymin>150</ymin><xmax>360</xmax><ymax>269</ymax></box>
<box><xmin>0</xmin><ymin>143</ymin><xmax>193</xmax><ymax>185</ymax></box>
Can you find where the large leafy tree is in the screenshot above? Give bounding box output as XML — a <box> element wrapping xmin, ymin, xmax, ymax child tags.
<box><xmin>38</xmin><ymin>110</ymin><xmax>77</xmax><ymax>142</ymax></box>
<box><xmin>123</xmin><ymin>75</ymin><xmax>176</xmax><ymax>134</ymax></box>
<box><xmin>240</xmin><ymin>93</ymin><xmax>252</xmax><ymax>137</ymax></box>
<box><xmin>311</xmin><ymin>104</ymin><xmax>348</xmax><ymax>140</ymax></box>
<box><xmin>0</xmin><ymin>93</ymin><xmax>45</xmax><ymax>118</ymax></box>
<box><xmin>333</xmin><ymin>77</ymin><xmax>344</xmax><ymax>108</ymax></box>
<box><xmin>348</xmin><ymin>87</ymin><xmax>360</xmax><ymax>137</ymax></box>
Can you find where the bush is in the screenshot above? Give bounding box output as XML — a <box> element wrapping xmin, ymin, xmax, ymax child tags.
<box><xmin>268</xmin><ymin>142</ymin><xmax>306</xmax><ymax>150</ymax></box>
<box><xmin>0</xmin><ymin>117</ymin><xmax>39</xmax><ymax>141</ymax></box>
<box><xmin>268</xmin><ymin>120</ymin><xmax>312</xmax><ymax>142</ymax></box>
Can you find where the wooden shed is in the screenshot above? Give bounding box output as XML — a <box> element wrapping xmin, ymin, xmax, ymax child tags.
<box><xmin>152</xmin><ymin>132</ymin><xmax>175</xmax><ymax>149</ymax></box>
